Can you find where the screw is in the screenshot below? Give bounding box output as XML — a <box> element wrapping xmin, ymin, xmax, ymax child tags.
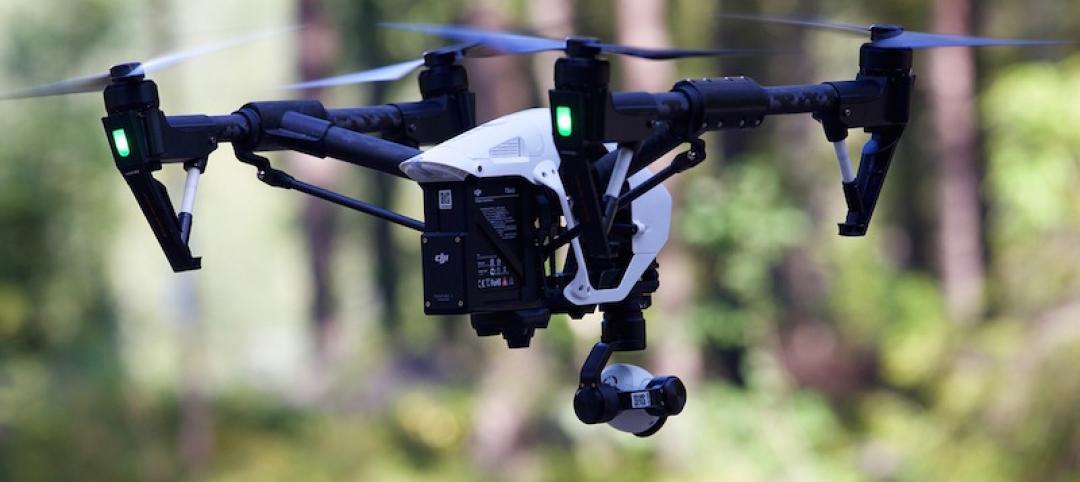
<box><xmin>457</xmin><ymin>301</ymin><xmax>464</xmax><ymax>307</ymax></box>
<box><xmin>843</xmin><ymin>108</ymin><xmax>852</xmax><ymax>117</ymax></box>
<box><xmin>422</xmin><ymin>237</ymin><xmax>428</xmax><ymax>244</ymax></box>
<box><xmin>425</xmin><ymin>301</ymin><xmax>431</xmax><ymax>308</ymax></box>
<box><xmin>454</xmin><ymin>236</ymin><xmax>461</xmax><ymax>243</ymax></box>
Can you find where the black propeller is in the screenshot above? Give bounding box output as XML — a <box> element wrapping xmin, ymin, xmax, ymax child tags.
<box><xmin>0</xmin><ymin>26</ymin><xmax>299</xmax><ymax>100</ymax></box>
<box><xmin>285</xmin><ymin>22</ymin><xmax>779</xmax><ymax>91</ymax></box>
<box><xmin>380</xmin><ymin>22</ymin><xmax>777</xmax><ymax>60</ymax></box>
<box><xmin>283</xmin><ymin>58</ymin><xmax>427</xmax><ymax>90</ymax></box>
<box><xmin>718</xmin><ymin>13</ymin><xmax>1072</xmax><ymax>50</ymax></box>
<box><xmin>282</xmin><ymin>43</ymin><xmax>478</xmax><ymax>90</ymax></box>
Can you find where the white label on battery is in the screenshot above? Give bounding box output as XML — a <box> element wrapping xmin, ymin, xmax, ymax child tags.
<box><xmin>630</xmin><ymin>391</ymin><xmax>651</xmax><ymax>409</ymax></box>
<box><xmin>438</xmin><ymin>190</ymin><xmax>453</xmax><ymax>210</ymax></box>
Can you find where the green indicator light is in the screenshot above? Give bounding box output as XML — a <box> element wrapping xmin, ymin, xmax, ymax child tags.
<box><xmin>555</xmin><ymin>105</ymin><xmax>573</xmax><ymax>137</ymax></box>
<box><xmin>111</xmin><ymin>128</ymin><xmax>131</xmax><ymax>158</ymax></box>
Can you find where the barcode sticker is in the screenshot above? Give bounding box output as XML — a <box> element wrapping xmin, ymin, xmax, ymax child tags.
<box><xmin>438</xmin><ymin>190</ymin><xmax>453</xmax><ymax>210</ymax></box>
<box><xmin>630</xmin><ymin>391</ymin><xmax>651</xmax><ymax>409</ymax></box>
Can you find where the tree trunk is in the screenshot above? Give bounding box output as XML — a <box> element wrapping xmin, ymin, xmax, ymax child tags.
<box><xmin>175</xmin><ymin>276</ymin><xmax>212</xmax><ymax>477</ymax></box>
<box><xmin>615</xmin><ymin>0</ymin><xmax>702</xmax><ymax>468</ymax></box>
<box><xmin>528</xmin><ymin>0</ymin><xmax>574</xmax><ymax>96</ymax></box>
<box><xmin>295</xmin><ymin>0</ymin><xmax>342</xmax><ymax>354</ymax></box>
<box><xmin>352</xmin><ymin>0</ymin><xmax>405</xmax><ymax>343</ymax></box>
<box><xmin>929</xmin><ymin>0</ymin><xmax>985</xmax><ymax>324</ymax></box>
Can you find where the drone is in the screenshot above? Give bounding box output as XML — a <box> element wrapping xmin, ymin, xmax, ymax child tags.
<box><xmin>2</xmin><ymin>14</ymin><xmax>1068</xmax><ymax>437</ymax></box>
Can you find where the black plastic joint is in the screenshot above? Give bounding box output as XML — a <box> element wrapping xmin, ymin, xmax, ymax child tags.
<box><xmin>183</xmin><ymin>156</ymin><xmax>209</xmax><ymax>174</ymax></box>
<box><xmin>674</xmin><ymin>76</ymin><xmax>769</xmax><ymax>133</ymax></box>
<box><xmin>671</xmin><ymin>138</ymin><xmax>706</xmax><ymax>172</ymax></box>
<box><xmin>234</xmin><ymin>100</ymin><xmax>328</xmax><ymax>151</ymax></box>
<box><xmin>819</xmin><ymin>117</ymin><xmax>850</xmax><ymax>143</ymax></box>
<box><xmin>257</xmin><ymin>168</ymin><xmax>295</xmax><ymax>189</ymax></box>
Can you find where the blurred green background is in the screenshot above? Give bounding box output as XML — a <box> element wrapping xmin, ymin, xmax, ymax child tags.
<box><xmin>1</xmin><ymin>0</ymin><xmax>1079</xmax><ymax>481</ymax></box>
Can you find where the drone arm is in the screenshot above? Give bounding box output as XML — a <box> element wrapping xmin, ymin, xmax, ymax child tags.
<box><xmin>218</xmin><ymin>110</ymin><xmax>424</xmax><ymax>230</ymax></box>
<box><xmin>599</xmin><ymin>71</ymin><xmax>910</xmax><ymax>237</ymax></box>
<box><xmin>106</xmin><ymin>75</ymin><xmax>429</xmax><ymax>272</ymax></box>
<box><xmin>763</xmin><ymin>84</ymin><xmax>841</xmax><ymax>115</ymax></box>
<box><xmin>670</xmin><ymin>73</ymin><xmax>911</xmax><ymax>237</ymax></box>
<box><xmin>168</xmin><ymin>114</ymin><xmax>251</xmax><ymax>143</ymax></box>
<box><xmin>221</xmin><ymin>101</ymin><xmax>418</xmax><ymax>177</ymax></box>
<box><xmin>326</xmin><ymin>105</ymin><xmax>403</xmax><ymax>133</ymax></box>
<box><xmin>276</xmin><ymin>111</ymin><xmax>419</xmax><ymax>178</ymax></box>
<box><xmin>598</xmin><ymin>79</ymin><xmax>839</xmax><ymax>178</ymax></box>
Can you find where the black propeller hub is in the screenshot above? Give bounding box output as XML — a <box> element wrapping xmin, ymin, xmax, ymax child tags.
<box><xmin>869</xmin><ymin>24</ymin><xmax>904</xmax><ymax>41</ymax></box>
<box><xmin>565</xmin><ymin>37</ymin><xmax>603</xmax><ymax>58</ymax></box>
<box><xmin>103</xmin><ymin>64</ymin><xmax>159</xmax><ymax>114</ymax></box>
<box><xmin>423</xmin><ymin>48</ymin><xmax>459</xmax><ymax>67</ymax></box>
<box><xmin>109</xmin><ymin>62</ymin><xmax>145</xmax><ymax>83</ymax></box>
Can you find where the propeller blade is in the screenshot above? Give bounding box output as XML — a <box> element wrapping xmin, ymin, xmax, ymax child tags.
<box><xmin>717</xmin><ymin>13</ymin><xmax>871</xmax><ymax>35</ymax></box>
<box><xmin>282</xmin><ymin>58</ymin><xmax>426</xmax><ymax>90</ymax></box>
<box><xmin>600</xmin><ymin>43</ymin><xmax>782</xmax><ymax>60</ymax></box>
<box><xmin>718</xmin><ymin>13</ymin><xmax>1071</xmax><ymax>50</ymax></box>
<box><xmin>876</xmin><ymin>31</ymin><xmax>1072</xmax><ymax>49</ymax></box>
<box><xmin>381</xmin><ymin>22</ymin><xmax>774</xmax><ymax>60</ymax></box>
<box><xmin>380</xmin><ymin>23</ymin><xmax>564</xmax><ymax>55</ymax></box>
<box><xmin>137</xmin><ymin>25</ymin><xmax>300</xmax><ymax>75</ymax></box>
<box><xmin>0</xmin><ymin>72</ymin><xmax>109</xmax><ymax>100</ymax></box>
<box><xmin>0</xmin><ymin>25</ymin><xmax>299</xmax><ymax>100</ymax></box>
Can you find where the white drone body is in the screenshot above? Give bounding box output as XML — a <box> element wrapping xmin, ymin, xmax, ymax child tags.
<box><xmin>400</xmin><ymin>108</ymin><xmax>672</xmax><ymax>307</ymax></box>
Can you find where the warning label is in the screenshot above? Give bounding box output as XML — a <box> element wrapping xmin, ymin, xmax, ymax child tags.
<box><xmin>479</xmin><ymin>206</ymin><xmax>517</xmax><ymax>240</ymax></box>
<box><xmin>471</xmin><ymin>184</ymin><xmax>522</xmax><ymax>292</ymax></box>
<box><xmin>475</xmin><ymin>253</ymin><xmax>516</xmax><ymax>290</ymax></box>
<box><xmin>474</xmin><ymin>186</ymin><xmax>519</xmax><ymax>240</ymax></box>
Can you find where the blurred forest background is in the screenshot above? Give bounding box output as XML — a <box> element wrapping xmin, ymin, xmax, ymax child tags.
<box><xmin>1</xmin><ymin>0</ymin><xmax>1079</xmax><ymax>480</ymax></box>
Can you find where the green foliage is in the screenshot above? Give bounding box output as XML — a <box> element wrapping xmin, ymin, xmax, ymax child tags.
<box><xmin>982</xmin><ymin>56</ymin><xmax>1080</xmax><ymax>313</ymax></box>
<box><xmin>0</xmin><ymin>2</ymin><xmax>137</xmax><ymax>481</ymax></box>
<box><xmin>682</xmin><ymin>157</ymin><xmax>809</xmax><ymax>346</ymax></box>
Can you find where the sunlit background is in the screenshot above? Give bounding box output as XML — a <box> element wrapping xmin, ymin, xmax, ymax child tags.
<box><xmin>1</xmin><ymin>0</ymin><xmax>1079</xmax><ymax>480</ymax></box>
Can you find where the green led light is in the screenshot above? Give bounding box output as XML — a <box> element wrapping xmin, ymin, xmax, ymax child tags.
<box><xmin>555</xmin><ymin>105</ymin><xmax>573</xmax><ymax>137</ymax></box>
<box><xmin>111</xmin><ymin>128</ymin><xmax>131</xmax><ymax>158</ymax></box>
